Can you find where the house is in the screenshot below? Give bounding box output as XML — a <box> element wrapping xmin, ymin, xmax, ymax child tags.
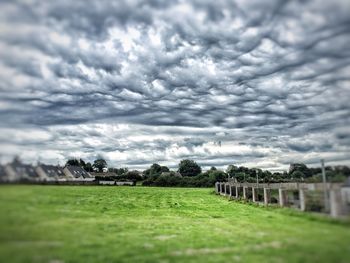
<box><xmin>63</xmin><ymin>166</ymin><xmax>93</xmax><ymax>181</ymax></box>
<box><xmin>35</xmin><ymin>164</ymin><xmax>66</xmax><ymax>181</ymax></box>
<box><xmin>4</xmin><ymin>161</ymin><xmax>39</xmax><ymax>182</ymax></box>
<box><xmin>0</xmin><ymin>165</ymin><xmax>6</xmax><ymax>182</ymax></box>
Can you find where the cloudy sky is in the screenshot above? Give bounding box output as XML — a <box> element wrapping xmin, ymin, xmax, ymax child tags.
<box><xmin>0</xmin><ymin>0</ymin><xmax>350</xmax><ymax>171</ymax></box>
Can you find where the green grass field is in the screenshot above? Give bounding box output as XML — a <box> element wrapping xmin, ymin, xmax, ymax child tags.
<box><xmin>0</xmin><ymin>185</ymin><xmax>350</xmax><ymax>263</ymax></box>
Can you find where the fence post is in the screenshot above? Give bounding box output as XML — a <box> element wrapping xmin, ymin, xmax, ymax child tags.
<box><xmin>299</xmin><ymin>189</ymin><xmax>306</xmax><ymax>211</ymax></box>
<box><xmin>264</xmin><ymin>188</ymin><xmax>270</xmax><ymax>205</ymax></box>
<box><xmin>252</xmin><ymin>187</ymin><xmax>257</xmax><ymax>202</ymax></box>
<box><xmin>330</xmin><ymin>190</ymin><xmax>342</xmax><ymax>218</ymax></box>
<box><xmin>279</xmin><ymin>189</ymin><xmax>286</xmax><ymax>207</ymax></box>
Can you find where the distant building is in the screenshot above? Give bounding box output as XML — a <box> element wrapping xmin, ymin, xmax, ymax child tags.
<box><xmin>4</xmin><ymin>161</ymin><xmax>38</xmax><ymax>182</ymax></box>
<box><xmin>35</xmin><ymin>164</ymin><xmax>66</xmax><ymax>181</ymax></box>
<box><xmin>0</xmin><ymin>165</ymin><xmax>6</xmax><ymax>182</ymax></box>
<box><xmin>160</xmin><ymin>171</ymin><xmax>182</xmax><ymax>177</ymax></box>
<box><xmin>63</xmin><ymin>166</ymin><xmax>92</xmax><ymax>180</ymax></box>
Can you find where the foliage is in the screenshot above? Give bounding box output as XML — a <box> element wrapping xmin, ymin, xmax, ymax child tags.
<box><xmin>63</xmin><ymin>156</ymin><xmax>350</xmax><ymax>184</ymax></box>
<box><xmin>143</xmin><ymin>163</ymin><xmax>162</xmax><ymax>178</ymax></box>
<box><xmin>108</xmin><ymin>167</ymin><xmax>129</xmax><ymax>175</ymax></box>
<box><xmin>160</xmin><ymin>166</ymin><xmax>170</xmax><ymax>173</ymax></box>
<box><xmin>222</xmin><ymin>163</ymin><xmax>350</xmax><ymax>183</ymax></box>
<box><xmin>141</xmin><ymin>161</ymin><xmax>350</xmax><ymax>186</ymax></box>
<box><xmin>178</xmin><ymin>159</ymin><xmax>202</xmax><ymax>177</ymax></box>
<box><xmin>93</xmin><ymin>159</ymin><xmax>107</xmax><ymax>173</ymax></box>
<box><xmin>65</xmin><ymin>158</ymin><xmax>93</xmax><ymax>172</ymax></box>
<box><xmin>226</xmin><ymin>164</ymin><xmax>238</xmax><ymax>177</ymax></box>
<box><xmin>142</xmin><ymin>168</ymin><xmax>227</xmax><ymax>187</ymax></box>
<box><xmin>95</xmin><ymin>170</ymin><xmax>142</xmax><ymax>183</ymax></box>
<box><xmin>84</xmin><ymin>162</ymin><xmax>93</xmax><ymax>172</ymax></box>
<box><xmin>66</xmin><ymin>158</ymin><xmax>80</xmax><ymax>166</ymax></box>
<box><xmin>121</xmin><ymin>170</ymin><xmax>142</xmax><ymax>181</ymax></box>
<box><xmin>291</xmin><ymin>170</ymin><xmax>305</xmax><ymax>179</ymax></box>
<box><xmin>289</xmin><ymin>163</ymin><xmax>312</xmax><ymax>178</ymax></box>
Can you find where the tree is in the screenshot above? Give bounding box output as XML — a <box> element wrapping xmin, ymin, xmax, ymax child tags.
<box><xmin>208</xmin><ymin>170</ymin><xmax>227</xmax><ymax>182</ymax></box>
<box><xmin>291</xmin><ymin>170</ymin><xmax>304</xmax><ymax>179</ymax></box>
<box><xmin>226</xmin><ymin>165</ymin><xmax>239</xmax><ymax>178</ymax></box>
<box><xmin>93</xmin><ymin>159</ymin><xmax>107</xmax><ymax>173</ymax></box>
<box><xmin>115</xmin><ymin>167</ymin><xmax>128</xmax><ymax>175</ymax></box>
<box><xmin>84</xmin><ymin>162</ymin><xmax>93</xmax><ymax>172</ymax></box>
<box><xmin>150</xmin><ymin>163</ymin><xmax>162</xmax><ymax>175</ymax></box>
<box><xmin>178</xmin><ymin>159</ymin><xmax>202</xmax><ymax>177</ymax></box>
<box><xmin>143</xmin><ymin>163</ymin><xmax>165</xmax><ymax>178</ymax></box>
<box><xmin>234</xmin><ymin>172</ymin><xmax>246</xmax><ymax>182</ymax></box>
<box><xmin>66</xmin><ymin>158</ymin><xmax>88</xmax><ymax>168</ymax></box>
<box><xmin>79</xmin><ymin>158</ymin><xmax>86</xmax><ymax>167</ymax></box>
<box><xmin>66</xmin><ymin>158</ymin><xmax>80</xmax><ymax>166</ymax></box>
<box><xmin>160</xmin><ymin>166</ymin><xmax>170</xmax><ymax>173</ymax></box>
<box><xmin>121</xmin><ymin>170</ymin><xmax>142</xmax><ymax>181</ymax></box>
<box><xmin>289</xmin><ymin>163</ymin><xmax>312</xmax><ymax>178</ymax></box>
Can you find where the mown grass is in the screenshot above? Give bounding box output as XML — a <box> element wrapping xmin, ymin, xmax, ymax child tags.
<box><xmin>0</xmin><ymin>185</ymin><xmax>349</xmax><ymax>263</ymax></box>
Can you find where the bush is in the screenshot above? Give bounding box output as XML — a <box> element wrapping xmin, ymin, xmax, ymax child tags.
<box><xmin>141</xmin><ymin>171</ymin><xmax>227</xmax><ymax>188</ymax></box>
<box><xmin>121</xmin><ymin>170</ymin><xmax>142</xmax><ymax>181</ymax></box>
<box><xmin>95</xmin><ymin>170</ymin><xmax>142</xmax><ymax>183</ymax></box>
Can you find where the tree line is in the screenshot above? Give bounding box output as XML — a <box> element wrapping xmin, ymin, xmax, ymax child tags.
<box><xmin>66</xmin><ymin>158</ymin><xmax>107</xmax><ymax>172</ymax></box>
<box><xmin>65</xmin><ymin>158</ymin><xmax>350</xmax><ymax>187</ymax></box>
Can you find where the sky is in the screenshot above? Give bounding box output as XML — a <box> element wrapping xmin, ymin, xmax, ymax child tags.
<box><xmin>0</xmin><ymin>0</ymin><xmax>350</xmax><ymax>171</ymax></box>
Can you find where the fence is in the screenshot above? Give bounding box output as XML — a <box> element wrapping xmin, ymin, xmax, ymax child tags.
<box><xmin>215</xmin><ymin>181</ymin><xmax>350</xmax><ymax>218</ymax></box>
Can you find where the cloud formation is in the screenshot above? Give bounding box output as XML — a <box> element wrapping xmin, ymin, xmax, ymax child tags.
<box><xmin>0</xmin><ymin>0</ymin><xmax>349</xmax><ymax>170</ymax></box>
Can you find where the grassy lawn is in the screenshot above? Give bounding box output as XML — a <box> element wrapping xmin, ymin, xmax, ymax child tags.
<box><xmin>0</xmin><ymin>185</ymin><xmax>350</xmax><ymax>263</ymax></box>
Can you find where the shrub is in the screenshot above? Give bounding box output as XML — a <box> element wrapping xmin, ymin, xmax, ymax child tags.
<box><xmin>141</xmin><ymin>171</ymin><xmax>227</xmax><ymax>188</ymax></box>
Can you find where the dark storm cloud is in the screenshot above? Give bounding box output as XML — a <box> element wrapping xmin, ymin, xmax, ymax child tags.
<box><xmin>0</xmin><ymin>0</ymin><xmax>349</xmax><ymax>168</ymax></box>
